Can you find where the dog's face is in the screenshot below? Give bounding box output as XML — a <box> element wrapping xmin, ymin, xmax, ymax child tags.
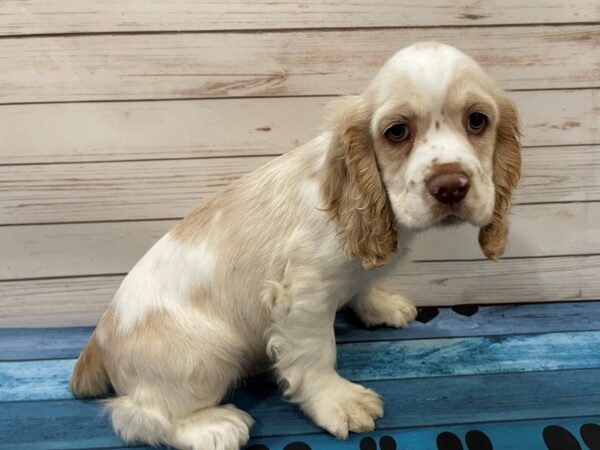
<box><xmin>322</xmin><ymin>42</ymin><xmax>521</xmax><ymax>269</ymax></box>
<box><xmin>371</xmin><ymin>44</ymin><xmax>500</xmax><ymax>231</ymax></box>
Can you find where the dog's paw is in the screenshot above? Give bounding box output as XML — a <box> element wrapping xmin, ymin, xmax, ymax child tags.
<box><xmin>302</xmin><ymin>375</ymin><xmax>383</xmax><ymax>439</ymax></box>
<box><xmin>353</xmin><ymin>289</ymin><xmax>417</xmax><ymax>328</ymax></box>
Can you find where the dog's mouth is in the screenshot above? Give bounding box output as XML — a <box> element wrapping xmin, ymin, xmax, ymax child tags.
<box><xmin>438</xmin><ymin>214</ymin><xmax>466</xmax><ymax>226</ymax></box>
<box><xmin>429</xmin><ymin>203</ymin><xmax>470</xmax><ymax>227</ymax></box>
<box><xmin>393</xmin><ymin>195</ymin><xmax>488</xmax><ymax>231</ymax></box>
<box><xmin>434</xmin><ymin>204</ymin><xmax>495</xmax><ymax>229</ymax></box>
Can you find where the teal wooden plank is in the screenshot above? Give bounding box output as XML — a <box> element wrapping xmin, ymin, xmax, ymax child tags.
<box><xmin>103</xmin><ymin>417</ymin><xmax>600</xmax><ymax>449</ymax></box>
<box><xmin>3</xmin><ymin>330</ymin><xmax>600</xmax><ymax>402</ymax></box>
<box><xmin>1</xmin><ymin>369</ymin><xmax>599</xmax><ymax>449</ymax></box>
<box><xmin>339</xmin><ymin>330</ymin><xmax>600</xmax><ymax>382</ymax></box>
<box><xmin>3</xmin><ymin>301</ymin><xmax>600</xmax><ymax>361</ymax></box>
<box><xmin>0</xmin><ymin>331</ymin><xmax>600</xmax><ymax>402</ymax></box>
<box><xmin>0</xmin><ymin>359</ymin><xmax>75</xmax><ymax>402</ymax></box>
<box><xmin>246</xmin><ymin>417</ymin><xmax>600</xmax><ymax>450</ymax></box>
<box><xmin>0</xmin><ymin>326</ymin><xmax>91</xmax><ymax>361</ymax></box>
<box><xmin>335</xmin><ymin>300</ymin><xmax>600</xmax><ymax>343</ymax></box>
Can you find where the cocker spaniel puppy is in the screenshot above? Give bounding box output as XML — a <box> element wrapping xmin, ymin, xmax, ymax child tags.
<box><xmin>71</xmin><ymin>42</ymin><xmax>521</xmax><ymax>450</ymax></box>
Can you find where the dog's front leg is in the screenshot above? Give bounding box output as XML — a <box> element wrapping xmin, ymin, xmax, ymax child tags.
<box><xmin>350</xmin><ymin>287</ymin><xmax>417</xmax><ymax>328</ymax></box>
<box><xmin>267</xmin><ymin>283</ymin><xmax>383</xmax><ymax>439</ymax></box>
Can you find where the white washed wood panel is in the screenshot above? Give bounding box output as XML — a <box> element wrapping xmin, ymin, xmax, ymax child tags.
<box><xmin>2</xmin><ymin>255</ymin><xmax>599</xmax><ymax>327</ymax></box>
<box><xmin>1</xmin><ymin>145</ymin><xmax>598</xmax><ymax>225</ymax></box>
<box><xmin>1</xmin><ymin>1</ymin><xmax>596</xmax><ymax>36</ymax></box>
<box><xmin>0</xmin><ymin>220</ymin><xmax>171</xmax><ymax>280</ymax></box>
<box><xmin>517</xmin><ymin>145</ymin><xmax>600</xmax><ymax>204</ymax></box>
<box><xmin>409</xmin><ymin>202</ymin><xmax>600</xmax><ymax>261</ymax></box>
<box><xmin>0</xmin><ymin>97</ymin><xmax>327</xmax><ymax>164</ymax></box>
<box><xmin>0</xmin><ymin>156</ymin><xmax>268</xmax><ymax>224</ymax></box>
<box><xmin>1</xmin><ymin>203</ymin><xmax>597</xmax><ymax>281</ymax></box>
<box><xmin>1</xmin><ymin>90</ymin><xmax>597</xmax><ymax>164</ymax></box>
<box><xmin>0</xmin><ymin>276</ymin><xmax>119</xmax><ymax>328</ymax></box>
<box><xmin>380</xmin><ymin>255</ymin><xmax>600</xmax><ymax>306</ymax></box>
<box><xmin>1</xmin><ymin>26</ymin><xmax>598</xmax><ymax>104</ymax></box>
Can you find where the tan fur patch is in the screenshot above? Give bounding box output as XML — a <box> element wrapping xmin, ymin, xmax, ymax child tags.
<box><xmin>479</xmin><ymin>96</ymin><xmax>522</xmax><ymax>260</ymax></box>
<box><xmin>321</xmin><ymin>95</ymin><xmax>398</xmax><ymax>270</ymax></box>
<box><xmin>170</xmin><ymin>196</ymin><xmax>225</xmax><ymax>244</ymax></box>
<box><xmin>70</xmin><ymin>332</ymin><xmax>110</xmax><ymax>398</ymax></box>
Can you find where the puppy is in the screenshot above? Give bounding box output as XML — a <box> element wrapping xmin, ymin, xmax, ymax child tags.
<box><xmin>70</xmin><ymin>42</ymin><xmax>521</xmax><ymax>450</ymax></box>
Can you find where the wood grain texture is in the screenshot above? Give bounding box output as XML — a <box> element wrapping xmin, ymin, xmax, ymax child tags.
<box><xmin>1</xmin><ymin>89</ymin><xmax>597</xmax><ymax>164</ymax></box>
<box><xmin>0</xmin><ymin>276</ymin><xmax>119</xmax><ymax>328</ymax></box>
<box><xmin>1</xmin><ymin>1</ymin><xmax>597</xmax><ymax>36</ymax></box>
<box><xmin>0</xmin><ymin>26</ymin><xmax>598</xmax><ymax>104</ymax></box>
<box><xmin>383</xmin><ymin>254</ymin><xmax>600</xmax><ymax>306</ymax></box>
<box><xmin>48</xmin><ymin>417</ymin><xmax>600</xmax><ymax>450</ymax></box>
<box><xmin>335</xmin><ymin>301</ymin><xmax>600</xmax><ymax>343</ymax></box>
<box><xmin>249</xmin><ymin>418</ymin><xmax>600</xmax><ymax>450</ymax></box>
<box><xmin>0</xmin><ymin>156</ymin><xmax>270</xmax><ymax>224</ymax></box>
<box><xmin>3</xmin><ymin>301</ymin><xmax>600</xmax><ymax>360</ymax></box>
<box><xmin>4</xmin><ymin>300</ymin><xmax>600</xmax><ymax>361</ymax></box>
<box><xmin>1</xmin><ymin>145</ymin><xmax>598</xmax><ymax>225</ymax></box>
<box><xmin>1</xmin><ymin>202</ymin><xmax>598</xmax><ymax>280</ymax></box>
<box><xmin>409</xmin><ymin>202</ymin><xmax>600</xmax><ymax>260</ymax></box>
<box><xmin>1</xmin><ymin>369</ymin><xmax>599</xmax><ymax>448</ymax></box>
<box><xmin>2</xmin><ymin>255</ymin><xmax>599</xmax><ymax>327</ymax></box>
<box><xmin>0</xmin><ymin>97</ymin><xmax>327</xmax><ymax>164</ymax></box>
<box><xmin>3</xmin><ymin>331</ymin><xmax>600</xmax><ymax>402</ymax></box>
<box><xmin>0</xmin><ymin>327</ymin><xmax>93</xmax><ymax>361</ymax></box>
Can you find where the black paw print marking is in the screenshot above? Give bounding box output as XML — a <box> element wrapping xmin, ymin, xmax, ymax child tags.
<box><xmin>360</xmin><ymin>435</ymin><xmax>397</xmax><ymax>450</ymax></box>
<box><xmin>247</xmin><ymin>423</ymin><xmax>599</xmax><ymax>450</ymax></box>
<box><xmin>465</xmin><ymin>430</ymin><xmax>493</xmax><ymax>450</ymax></box>
<box><xmin>543</xmin><ymin>423</ymin><xmax>600</xmax><ymax>450</ymax></box>
<box><xmin>436</xmin><ymin>430</ymin><xmax>493</xmax><ymax>450</ymax></box>
<box><xmin>581</xmin><ymin>423</ymin><xmax>600</xmax><ymax>449</ymax></box>
<box><xmin>437</xmin><ymin>432</ymin><xmax>464</xmax><ymax>450</ymax></box>
<box><xmin>452</xmin><ymin>305</ymin><xmax>479</xmax><ymax>317</ymax></box>
<box><xmin>283</xmin><ymin>443</ymin><xmax>311</xmax><ymax>450</ymax></box>
<box><xmin>416</xmin><ymin>307</ymin><xmax>439</xmax><ymax>323</ymax></box>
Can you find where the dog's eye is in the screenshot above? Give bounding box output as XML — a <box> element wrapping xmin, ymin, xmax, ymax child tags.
<box><xmin>467</xmin><ymin>112</ymin><xmax>487</xmax><ymax>134</ymax></box>
<box><xmin>385</xmin><ymin>123</ymin><xmax>410</xmax><ymax>142</ymax></box>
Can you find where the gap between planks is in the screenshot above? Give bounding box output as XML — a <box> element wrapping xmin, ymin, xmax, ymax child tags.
<box><xmin>1</xmin><ymin>369</ymin><xmax>599</xmax><ymax>448</ymax></box>
<box><xmin>1</xmin><ymin>0</ymin><xmax>598</xmax><ymax>36</ymax></box>
<box><xmin>2</xmin><ymin>330</ymin><xmax>600</xmax><ymax>402</ymax></box>
<box><xmin>3</xmin><ymin>301</ymin><xmax>600</xmax><ymax>355</ymax></box>
<box><xmin>3</xmin><ymin>254</ymin><xmax>600</xmax><ymax>327</ymax></box>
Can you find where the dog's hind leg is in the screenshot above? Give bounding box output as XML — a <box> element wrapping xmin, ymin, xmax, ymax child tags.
<box><xmin>170</xmin><ymin>368</ymin><xmax>254</xmax><ymax>450</ymax></box>
<box><xmin>105</xmin><ymin>387</ymin><xmax>173</xmax><ymax>447</ymax></box>
<box><xmin>106</xmin><ymin>369</ymin><xmax>253</xmax><ymax>450</ymax></box>
<box><xmin>171</xmin><ymin>404</ymin><xmax>254</xmax><ymax>450</ymax></box>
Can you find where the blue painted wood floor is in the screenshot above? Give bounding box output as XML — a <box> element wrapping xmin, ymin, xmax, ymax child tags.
<box><xmin>1</xmin><ymin>302</ymin><xmax>600</xmax><ymax>450</ymax></box>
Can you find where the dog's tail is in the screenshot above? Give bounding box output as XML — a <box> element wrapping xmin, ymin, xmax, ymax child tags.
<box><xmin>70</xmin><ymin>333</ymin><xmax>111</xmax><ymax>397</ymax></box>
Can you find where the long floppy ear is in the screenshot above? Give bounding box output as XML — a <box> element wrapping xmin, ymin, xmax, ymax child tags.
<box><xmin>321</xmin><ymin>95</ymin><xmax>397</xmax><ymax>270</ymax></box>
<box><xmin>479</xmin><ymin>95</ymin><xmax>522</xmax><ymax>260</ymax></box>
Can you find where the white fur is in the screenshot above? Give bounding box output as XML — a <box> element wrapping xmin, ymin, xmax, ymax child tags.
<box><xmin>172</xmin><ymin>405</ymin><xmax>253</xmax><ymax>450</ymax></box>
<box><xmin>351</xmin><ymin>288</ymin><xmax>417</xmax><ymax>328</ymax></box>
<box><xmin>372</xmin><ymin>43</ymin><xmax>466</xmax><ymax>106</ymax></box>
<box><xmin>368</xmin><ymin>43</ymin><xmax>499</xmax><ymax>231</ymax></box>
<box><xmin>82</xmin><ymin>42</ymin><xmax>511</xmax><ymax>450</ymax></box>
<box><xmin>112</xmin><ymin>233</ymin><xmax>215</xmax><ymax>332</ymax></box>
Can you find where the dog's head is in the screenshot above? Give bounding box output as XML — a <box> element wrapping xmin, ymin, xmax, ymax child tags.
<box><xmin>322</xmin><ymin>42</ymin><xmax>521</xmax><ymax>269</ymax></box>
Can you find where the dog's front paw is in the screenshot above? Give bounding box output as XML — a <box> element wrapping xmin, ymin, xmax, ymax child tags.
<box><xmin>301</xmin><ymin>374</ymin><xmax>383</xmax><ymax>439</ymax></box>
<box><xmin>353</xmin><ymin>288</ymin><xmax>417</xmax><ymax>328</ymax></box>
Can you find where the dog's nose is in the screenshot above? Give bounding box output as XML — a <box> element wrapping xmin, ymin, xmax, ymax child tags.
<box><xmin>427</xmin><ymin>172</ymin><xmax>470</xmax><ymax>205</ymax></box>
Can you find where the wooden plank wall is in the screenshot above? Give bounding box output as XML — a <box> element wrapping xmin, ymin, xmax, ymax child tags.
<box><xmin>0</xmin><ymin>1</ymin><xmax>598</xmax><ymax>327</ymax></box>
